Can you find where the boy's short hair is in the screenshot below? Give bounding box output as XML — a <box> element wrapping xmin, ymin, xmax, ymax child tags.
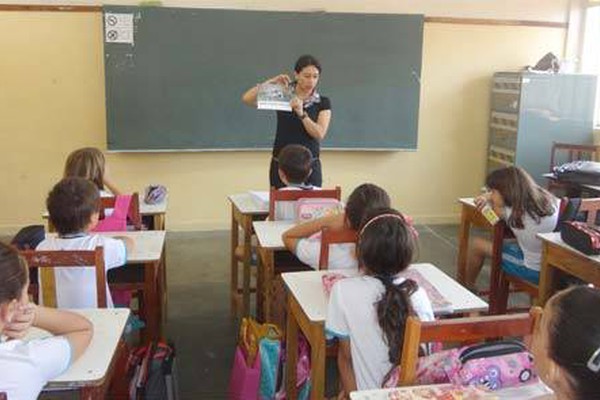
<box><xmin>278</xmin><ymin>144</ymin><xmax>313</xmax><ymax>184</ymax></box>
<box><xmin>47</xmin><ymin>177</ymin><xmax>100</xmax><ymax>236</ymax></box>
<box><xmin>345</xmin><ymin>183</ymin><xmax>391</xmax><ymax>230</ymax></box>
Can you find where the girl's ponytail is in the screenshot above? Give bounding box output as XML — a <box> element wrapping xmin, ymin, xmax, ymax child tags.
<box><xmin>375</xmin><ymin>276</ymin><xmax>417</xmax><ymax>385</ymax></box>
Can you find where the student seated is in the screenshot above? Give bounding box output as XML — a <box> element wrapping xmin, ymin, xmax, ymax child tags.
<box><xmin>326</xmin><ymin>208</ymin><xmax>434</xmax><ymax>394</ymax></box>
<box><xmin>63</xmin><ymin>147</ymin><xmax>122</xmax><ymax>196</ymax></box>
<box><xmin>274</xmin><ymin>143</ymin><xmax>317</xmax><ymax>220</ymax></box>
<box><xmin>465</xmin><ymin>166</ymin><xmax>560</xmax><ymax>289</ymax></box>
<box><xmin>532</xmin><ymin>285</ymin><xmax>600</xmax><ymax>400</ymax></box>
<box><xmin>0</xmin><ymin>242</ymin><xmax>92</xmax><ymax>399</ymax></box>
<box><xmin>282</xmin><ymin>183</ymin><xmax>390</xmax><ymax>270</ymax></box>
<box><xmin>36</xmin><ymin>177</ymin><xmax>133</xmax><ymax>308</ymax></box>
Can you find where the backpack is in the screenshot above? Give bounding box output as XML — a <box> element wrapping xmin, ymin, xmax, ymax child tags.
<box><xmin>127</xmin><ymin>341</ymin><xmax>178</xmax><ymax>400</ymax></box>
<box><xmin>11</xmin><ymin>225</ymin><xmax>45</xmax><ymax>250</ymax></box>
<box><xmin>553</xmin><ymin>161</ymin><xmax>600</xmax><ymax>185</ymax></box>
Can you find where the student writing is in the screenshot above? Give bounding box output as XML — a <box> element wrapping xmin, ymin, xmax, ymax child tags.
<box><xmin>36</xmin><ymin>177</ymin><xmax>133</xmax><ymax>308</ymax></box>
<box><xmin>282</xmin><ymin>183</ymin><xmax>391</xmax><ymax>270</ymax></box>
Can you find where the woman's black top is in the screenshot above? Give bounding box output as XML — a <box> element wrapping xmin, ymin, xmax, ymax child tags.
<box><xmin>272</xmin><ymin>96</ymin><xmax>331</xmax><ymax>159</ymax></box>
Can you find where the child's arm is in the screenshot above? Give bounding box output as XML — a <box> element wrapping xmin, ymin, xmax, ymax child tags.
<box><xmin>113</xmin><ymin>236</ymin><xmax>135</xmax><ymax>254</ymax></box>
<box><xmin>102</xmin><ymin>176</ymin><xmax>122</xmax><ymax>196</ymax></box>
<box><xmin>282</xmin><ymin>213</ymin><xmax>345</xmax><ymax>252</ymax></box>
<box><xmin>32</xmin><ymin>305</ymin><xmax>93</xmax><ymax>362</ymax></box>
<box><xmin>337</xmin><ymin>339</ymin><xmax>357</xmax><ymax>397</ymax></box>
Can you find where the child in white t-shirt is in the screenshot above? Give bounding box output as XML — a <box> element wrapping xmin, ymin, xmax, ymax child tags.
<box><xmin>465</xmin><ymin>166</ymin><xmax>560</xmax><ymax>289</ymax></box>
<box><xmin>0</xmin><ymin>241</ymin><xmax>92</xmax><ymax>400</ymax></box>
<box><xmin>36</xmin><ymin>177</ymin><xmax>133</xmax><ymax>308</ymax></box>
<box><xmin>282</xmin><ymin>183</ymin><xmax>391</xmax><ymax>270</ymax></box>
<box><xmin>273</xmin><ymin>144</ymin><xmax>318</xmax><ymax>220</ymax></box>
<box><xmin>326</xmin><ymin>207</ymin><xmax>434</xmax><ymax>394</ymax></box>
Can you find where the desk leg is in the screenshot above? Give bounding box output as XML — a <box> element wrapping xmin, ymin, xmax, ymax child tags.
<box><xmin>257</xmin><ymin>247</ymin><xmax>274</xmax><ymax>322</ymax></box>
<box><xmin>153</xmin><ymin>214</ymin><xmax>166</xmax><ymax>230</ymax></box>
<box><xmin>489</xmin><ymin>223</ymin><xmax>505</xmax><ymax>314</ymax></box>
<box><xmin>456</xmin><ymin>206</ymin><xmax>470</xmax><ymax>284</ymax></box>
<box><xmin>309</xmin><ymin>323</ymin><xmax>326</xmax><ymax>400</ymax></box>
<box><xmin>286</xmin><ymin>294</ymin><xmax>299</xmax><ymax>400</ymax></box>
<box><xmin>537</xmin><ymin>242</ymin><xmax>555</xmax><ymax>306</ymax></box>
<box><xmin>230</xmin><ymin>205</ymin><xmax>240</xmax><ymax>317</ymax></box>
<box><xmin>143</xmin><ymin>260</ymin><xmax>160</xmax><ymax>342</ymax></box>
<box><xmin>242</xmin><ymin>215</ymin><xmax>252</xmax><ymax>317</ymax></box>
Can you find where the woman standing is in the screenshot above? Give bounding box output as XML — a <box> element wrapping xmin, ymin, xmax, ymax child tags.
<box><xmin>242</xmin><ymin>55</ymin><xmax>332</xmax><ymax>188</ymax></box>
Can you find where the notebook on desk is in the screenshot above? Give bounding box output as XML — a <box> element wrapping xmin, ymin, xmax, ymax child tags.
<box><xmin>249</xmin><ymin>190</ymin><xmax>269</xmax><ymax>208</ymax></box>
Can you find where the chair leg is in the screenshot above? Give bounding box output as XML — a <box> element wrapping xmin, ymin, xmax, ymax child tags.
<box><xmin>493</xmin><ymin>272</ymin><xmax>510</xmax><ymax>315</ymax></box>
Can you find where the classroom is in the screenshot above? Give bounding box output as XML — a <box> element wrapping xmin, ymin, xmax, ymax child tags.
<box><xmin>1</xmin><ymin>0</ymin><xmax>600</xmax><ymax>399</ymax></box>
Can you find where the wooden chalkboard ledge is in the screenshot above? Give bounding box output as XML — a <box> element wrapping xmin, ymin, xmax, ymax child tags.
<box><xmin>0</xmin><ymin>5</ymin><xmax>569</xmax><ymax>30</ymax></box>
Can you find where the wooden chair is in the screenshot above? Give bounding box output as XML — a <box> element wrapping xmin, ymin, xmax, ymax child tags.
<box><xmin>318</xmin><ymin>227</ymin><xmax>358</xmax><ymax>270</ymax></box>
<box><xmin>268</xmin><ymin>186</ymin><xmax>341</xmax><ymax>220</ymax></box>
<box><xmin>398</xmin><ymin>307</ymin><xmax>542</xmax><ymax>385</ymax></box>
<box><xmin>100</xmin><ymin>192</ymin><xmax>143</xmax><ymax>230</ymax></box>
<box><xmin>548</xmin><ymin>142</ymin><xmax>600</xmax><ymax>195</ymax></box>
<box><xmin>20</xmin><ymin>247</ymin><xmax>107</xmax><ymax>308</ymax></box>
<box><xmin>494</xmin><ymin>197</ymin><xmax>600</xmax><ymax>314</ymax></box>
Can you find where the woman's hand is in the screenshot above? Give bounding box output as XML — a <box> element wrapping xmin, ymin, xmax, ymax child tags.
<box><xmin>290</xmin><ymin>96</ymin><xmax>303</xmax><ymax>117</ymax></box>
<box><xmin>264</xmin><ymin>73</ymin><xmax>291</xmax><ymax>87</ymax></box>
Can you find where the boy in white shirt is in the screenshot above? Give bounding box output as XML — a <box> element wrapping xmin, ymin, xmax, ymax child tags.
<box><xmin>36</xmin><ymin>177</ymin><xmax>133</xmax><ymax>308</ymax></box>
<box><xmin>282</xmin><ymin>183</ymin><xmax>390</xmax><ymax>270</ymax></box>
<box><xmin>274</xmin><ymin>144</ymin><xmax>318</xmax><ymax>220</ymax></box>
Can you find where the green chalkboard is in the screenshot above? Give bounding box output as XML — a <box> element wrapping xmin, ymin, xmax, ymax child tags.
<box><xmin>104</xmin><ymin>6</ymin><xmax>423</xmax><ymax>151</ymax></box>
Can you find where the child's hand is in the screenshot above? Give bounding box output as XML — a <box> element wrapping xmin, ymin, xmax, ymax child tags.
<box><xmin>474</xmin><ymin>194</ymin><xmax>490</xmax><ymax>211</ymax></box>
<box><xmin>4</xmin><ymin>303</ymin><xmax>36</xmax><ymax>340</ymax></box>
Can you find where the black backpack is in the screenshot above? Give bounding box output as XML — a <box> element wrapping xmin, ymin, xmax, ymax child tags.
<box><xmin>127</xmin><ymin>341</ymin><xmax>179</xmax><ymax>400</ymax></box>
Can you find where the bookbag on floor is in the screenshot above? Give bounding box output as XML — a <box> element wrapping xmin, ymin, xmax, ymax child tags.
<box><xmin>127</xmin><ymin>341</ymin><xmax>179</xmax><ymax>400</ymax></box>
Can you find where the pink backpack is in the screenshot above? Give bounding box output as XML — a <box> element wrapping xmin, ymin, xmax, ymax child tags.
<box><xmin>295</xmin><ymin>198</ymin><xmax>343</xmax><ymax>222</ymax></box>
<box><xmin>387</xmin><ymin>340</ymin><xmax>537</xmax><ymax>390</ymax></box>
<box><xmin>92</xmin><ymin>194</ymin><xmax>132</xmax><ymax>232</ymax></box>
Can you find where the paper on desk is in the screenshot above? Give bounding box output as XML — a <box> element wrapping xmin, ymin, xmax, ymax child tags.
<box><xmin>249</xmin><ymin>190</ymin><xmax>269</xmax><ymax>207</ymax></box>
<box><xmin>402</xmin><ymin>269</ymin><xmax>454</xmax><ymax>314</ymax></box>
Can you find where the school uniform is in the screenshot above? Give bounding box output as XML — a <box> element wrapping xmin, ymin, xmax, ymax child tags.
<box><xmin>36</xmin><ymin>234</ymin><xmax>127</xmax><ymax>308</ymax></box>
<box><xmin>326</xmin><ymin>275</ymin><xmax>434</xmax><ymax>390</ymax></box>
<box><xmin>0</xmin><ymin>336</ymin><xmax>71</xmax><ymax>400</ymax></box>
<box><xmin>501</xmin><ymin>197</ymin><xmax>560</xmax><ymax>284</ymax></box>
<box><xmin>295</xmin><ymin>233</ymin><xmax>357</xmax><ymax>270</ymax></box>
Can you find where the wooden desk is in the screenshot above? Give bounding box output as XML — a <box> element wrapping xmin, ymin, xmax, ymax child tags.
<box><xmin>349</xmin><ymin>381</ymin><xmax>552</xmax><ymax>400</ymax></box>
<box><xmin>538</xmin><ymin>232</ymin><xmax>600</xmax><ymax>305</ymax></box>
<box><xmin>47</xmin><ymin>231</ymin><xmax>166</xmax><ymax>341</ymax></box>
<box><xmin>228</xmin><ymin>193</ymin><xmax>269</xmax><ymax>317</ymax></box>
<box><xmin>43</xmin><ymin>196</ymin><xmax>168</xmax><ymax>231</ymax></box>
<box><xmin>253</xmin><ymin>220</ymin><xmax>296</xmax><ymax>321</ymax></box>
<box><xmin>25</xmin><ymin>308</ymin><xmax>130</xmax><ymax>398</ymax></box>
<box><xmin>456</xmin><ymin>197</ymin><xmax>506</xmax><ymax>313</ymax></box>
<box><xmin>283</xmin><ymin>264</ymin><xmax>488</xmax><ymax>400</ymax></box>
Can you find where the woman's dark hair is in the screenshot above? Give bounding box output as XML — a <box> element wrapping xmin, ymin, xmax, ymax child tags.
<box><xmin>357</xmin><ymin>207</ymin><xmax>417</xmax><ymax>385</ymax></box>
<box><xmin>47</xmin><ymin>177</ymin><xmax>101</xmax><ymax>236</ymax></box>
<box><xmin>0</xmin><ymin>242</ymin><xmax>28</xmax><ymax>305</ymax></box>
<box><xmin>548</xmin><ymin>286</ymin><xmax>600</xmax><ymax>400</ymax></box>
<box><xmin>486</xmin><ymin>166</ymin><xmax>555</xmax><ymax>229</ymax></box>
<box><xmin>294</xmin><ymin>54</ymin><xmax>322</xmax><ymax>74</ymax></box>
<box><xmin>345</xmin><ymin>183</ymin><xmax>391</xmax><ymax>230</ymax></box>
<box><xmin>277</xmin><ymin>144</ymin><xmax>312</xmax><ymax>184</ymax></box>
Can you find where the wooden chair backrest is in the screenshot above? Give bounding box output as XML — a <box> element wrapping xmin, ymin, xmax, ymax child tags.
<box><xmin>318</xmin><ymin>227</ymin><xmax>358</xmax><ymax>270</ymax></box>
<box><xmin>579</xmin><ymin>197</ymin><xmax>600</xmax><ymax>225</ymax></box>
<box><xmin>100</xmin><ymin>192</ymin><xmax>142</xmax><ymax>230</ymax></box>
<box><xmin>20</xmin><ymin>247</ymin><xmax>107</xmax><ymax>308</ymax></box>
<box><xmin>268</xmin><ymin>186</ymin><xmax>341</xmax><ymax>220</ymax></box>
<box><xmin>398</xmin><ymin>307</ymin><xmax>542</xmax><ymax>385</ymax></box>
<box><xmin>549</xmin><ymin>142</ymin><xmax>600</xmax><ymax>171</ymax></box>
